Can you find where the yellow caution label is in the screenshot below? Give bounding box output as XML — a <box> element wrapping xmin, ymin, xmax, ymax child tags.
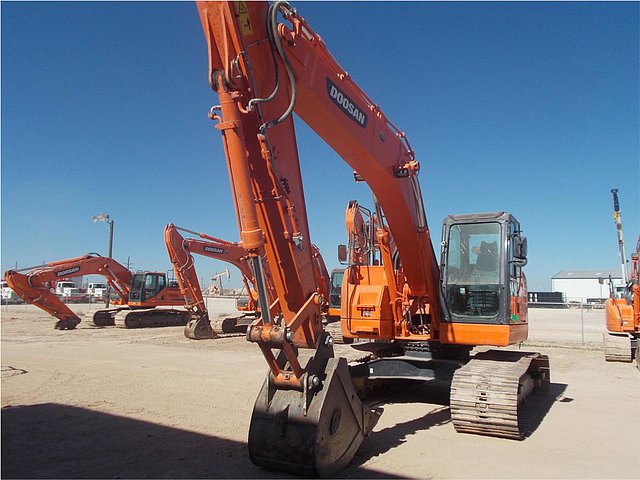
<box><xmin>235</xmin><ymin>1</ymin><xmax>253</xmax><ymax>36</ymax></box>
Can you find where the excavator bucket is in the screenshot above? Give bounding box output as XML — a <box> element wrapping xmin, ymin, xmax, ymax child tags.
<box><xmin>183</xmin><ymin>313</ymin><xmax>217</xmax><ymax>339</ymax></box>
<box><xmin>248</xmin><ymin>357</ymin><xmax>380</xmax><ymax>477</ymax></box>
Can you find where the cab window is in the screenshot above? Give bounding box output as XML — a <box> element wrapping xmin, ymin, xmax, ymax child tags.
<box><xmin>444</xmin><ymin>222</ymin><xmax>501</xmax><ymax>318</ymax></box>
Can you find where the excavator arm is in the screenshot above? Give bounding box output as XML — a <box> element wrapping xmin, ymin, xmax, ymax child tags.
<box><xmin>4</xmin><ymin>254</ymin><xmax>132</xmax><ymax>330</ymax></box>
<box><xmin>198</xmin><ymin>2</ymin><xmax>381</xmax><ymax>474</ymax></box>
<box><xmin>200</xmin><ymin>0</ymin><xmax>337</xmax><ymax>378</ymax></box>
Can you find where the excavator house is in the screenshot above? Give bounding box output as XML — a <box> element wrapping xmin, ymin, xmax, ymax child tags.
<box><xmin>197</xmin><ymin>0</ymin><xmax>551</xmax><ymax>476</ymax></box>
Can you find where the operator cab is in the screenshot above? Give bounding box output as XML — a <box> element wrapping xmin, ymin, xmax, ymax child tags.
<box><xmin>440</xmin><ymin>212</ymin><xmax>527</xmax><ymax>325</ymax></box>
<box><xmin>129</xmin><ymin>272</ymin><xmax>167</xmax><ymax>302</ymax></box>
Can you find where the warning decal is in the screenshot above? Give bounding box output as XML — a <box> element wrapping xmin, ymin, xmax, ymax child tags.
<box><xmin>235</xmin><ymin>2</ymin><xmax>253</xmax><ymax>36</ymax></box>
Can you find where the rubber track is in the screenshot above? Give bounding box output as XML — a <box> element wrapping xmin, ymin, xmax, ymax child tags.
<box><xmin>603</xmin><ymin>333</ymin><xmax>632</xmax><ymax>363</ymax></box>
<box><xmin>450</xmin><ymin>350</ymin><xmax>550</xmax><ymax>439</ymax></box>
<box><xmin>114</xmin><ymin>308</ymin><xmax>190</xmax><ymax>329</ymax></box>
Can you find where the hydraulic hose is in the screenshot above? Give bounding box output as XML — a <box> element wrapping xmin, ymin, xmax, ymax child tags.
<box><xmin>259</xmin><ymin>0</ymin><xmax>297</xmax><ymax>132</ymax></box>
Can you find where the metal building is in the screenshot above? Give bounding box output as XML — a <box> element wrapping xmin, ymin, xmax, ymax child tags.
<box><xmin>551</xmin><ymin>270</ymin><xmax>625</xmax><ymax>303</ymax></box>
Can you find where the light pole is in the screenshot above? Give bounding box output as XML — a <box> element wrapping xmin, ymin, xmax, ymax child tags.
<box><xmin>92</xmin><ymin>213</ymin><xmax>114</xmax><ymax>307</ymax></box>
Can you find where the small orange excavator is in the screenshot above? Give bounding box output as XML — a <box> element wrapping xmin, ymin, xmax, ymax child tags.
<box><xmin>164</xmin><ymin>223</ymin><xmax>273</xmax><ymax>339</ymax></box>
<box><xmin>325</xmin><ymin>200</ymin><xmax>377</xmax><ymax>343</ymax></box>
<box><xmin>603</xmin><ymin>189</ymin><xmax>639</xmax><ymax>365</ymax></box>
<box><xmin>327</xmin><ymin>201</ymin><xmax>376</xmax><ymax>322</ymax></box>
<box><xmin>198</xmin><ymin>1</ymin><xmax>550</xmax><ymax>475</ymax></box>
<box><xmin>4</xmin><ymin>254</ymin><xmax>190</xmax><ymax>329</ymax></box>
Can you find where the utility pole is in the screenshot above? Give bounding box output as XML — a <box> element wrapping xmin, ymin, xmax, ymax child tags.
<box><xmin>92</xmin><ymin>213</ymin><xmax>115</xmax><ymax>308</ymax></box>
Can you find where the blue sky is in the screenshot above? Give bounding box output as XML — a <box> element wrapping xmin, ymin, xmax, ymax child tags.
<box><xmin>2</xmin><ymin>1</ymin><xmax>638</xmax><ymax>291</ymax></box>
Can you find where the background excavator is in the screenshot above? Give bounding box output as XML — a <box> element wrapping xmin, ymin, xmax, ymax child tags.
<box><xmin>4</xmin><ymin>254</ymin><xmax>190</xmax><ymax>329</ymax></box>
<box><xmin>325</xmin><ymin>200</ymin><xmax>377</xmax><ymax>342</ymax></box>
<box><xmin>603</xmin><ymin>189</ymin><xmax>639</xmax><ymax>365</ymax></box>
<box><xmin>164</xmin><ymin>223</ymin><xmax>331</xmax><ymax>339</ymax></box>
<box><xmin>164</xmin><ymin>223</ymin><xmax>273</xmax><ymax>339</ymax></box>
<box><xmin>198</xmin><ymin>1</ymin><xmax>550</xmax><ymax>475</ymax></box>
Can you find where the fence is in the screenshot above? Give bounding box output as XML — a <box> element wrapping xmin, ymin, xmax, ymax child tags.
<box><xmin>527</xmin><ymin>299</ymin><xmax>607</xmax><ymax>346</ymax></box>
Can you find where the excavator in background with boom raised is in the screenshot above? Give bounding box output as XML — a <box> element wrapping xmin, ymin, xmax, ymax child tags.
<box><xmin>197</xmin><ymin>1</ymin><xmax>550</xmax><ymax>475</ymax></box>
<box><xmin>165</xmin><ymin>223</ymin><xmax>330</xmax><ymax>339</ymax></box>
<box><xmin>603</xmin><ymin>189</ymin><xmax>639</xmax><ymax>365</ymax></box>
<box><xmin>4</xmin><ymin>254</ymin><xmax>190</xmax><ymax>329</ymax></box>
<box><xmin>164</xmin><ymin>223</ymin><xmax>273</xmax><ymax>339</ymax></box>
<box><xmin>325</xmin><ymin>200</ymin><xmax>377</xmax><ymax>343</ymax></box>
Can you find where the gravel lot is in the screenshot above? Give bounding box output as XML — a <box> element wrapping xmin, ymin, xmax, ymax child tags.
<box><xmin>2</xmin><ymin>300</ymin><xmax>639</xmax><ymax>479</ymax></box>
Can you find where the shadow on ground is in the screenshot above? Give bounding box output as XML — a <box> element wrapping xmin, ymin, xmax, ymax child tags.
<box><xmin>1</xmin><ymin>403</ymin><xmax>406</xmax><ymax>479</ymax></box>
<box><xmin>354</xmin><ymin>377</ymin><xmax>567</xmax><ymax>463</ymax></box>
<box><xmin>2</xmin><ymin>379</ymin><xmax>566</xmax><ymax>478</ymax></box>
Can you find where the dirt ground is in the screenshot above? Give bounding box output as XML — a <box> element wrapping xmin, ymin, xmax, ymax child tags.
<box><xmin>2</xmin><ymin>301</ymin><xmax>639</xmax><ymax>479</ymax></box>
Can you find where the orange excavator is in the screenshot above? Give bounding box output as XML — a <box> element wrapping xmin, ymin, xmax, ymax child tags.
<box><xmin>197</xmin><ymin>1</ymin><xmax>550</xmax><ymax>475</ymax></box>
<box><xmin>325</xmin><ymin>200</ymin><xmax>376</xmax><ymax>342</ymax></box>
<box><xmin>328</xmin><ymin>201</ymin><xmax>376</xmax><ymax>317</ymax></box>
<box><xmin>4</xmin><ymin>254</ymin><xmax>190</xmax><ymax>330</ymax></box>
<box><xmin>164</xmin><ymin>223</ymin><xmax>331</xmax><ymax>339</ymax></box>
<box><xmin>164</xmin><ymin>223</ymin><xmax>272</xmax><ymax>339</ymax></box>
<box><xmin>603</xmin><ymin>189</ymin><xmax>639</xmax><ymax>365</ymax></box>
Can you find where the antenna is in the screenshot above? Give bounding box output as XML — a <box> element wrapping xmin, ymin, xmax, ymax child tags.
<box><xmin>611</xmin><ymin>189</ymin><xmax>628</xmax><ymax>283</ymax></box>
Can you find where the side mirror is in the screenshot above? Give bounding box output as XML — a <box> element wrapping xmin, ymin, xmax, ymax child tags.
<box><xmin>338</xmin><ymin>244</ymin><xmax>347</xmax><ymax>264</ymax></box>
<box><xmin>513</xmin><ymin>236</ymin><xmax>528</xmax><ymax>267</ymax></box>
<box><xmin>514</xmin><ymin>236</ymin><xmax>527</xmax><ymax>259</ymax></box>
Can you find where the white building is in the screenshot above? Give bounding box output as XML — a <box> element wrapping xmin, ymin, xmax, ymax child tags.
<box><xmin>551</xmin><ymin>270</ymin><xmax>625</xmax><ymax>302</ymax></box>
